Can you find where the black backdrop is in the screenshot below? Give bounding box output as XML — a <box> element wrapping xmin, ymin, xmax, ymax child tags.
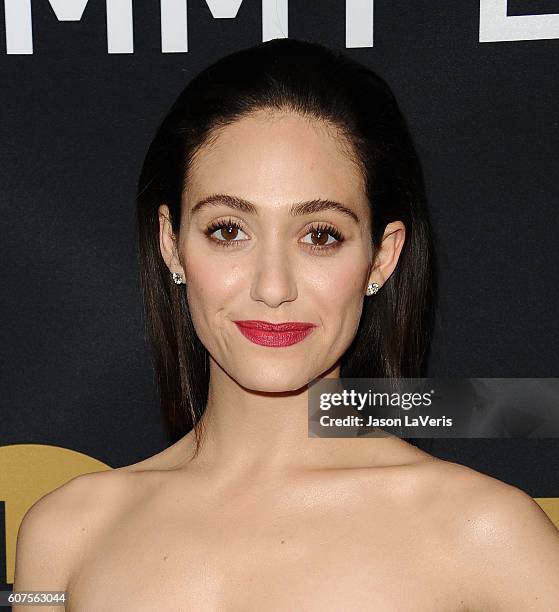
<box><xmin>1</xmin><ymin>2</ymin><xmax>558</xmax><ymax>588</ymax></box>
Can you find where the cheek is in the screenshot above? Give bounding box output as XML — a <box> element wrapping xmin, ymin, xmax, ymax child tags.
<box><xmin>309</xmin><ymin>256</ymin><xmax>367</xmax><ymax>334</ymax></box>
<box><xmin>181</xmin><ymin>246</ymin><xmax>238</xmax><ymax>333</ymax></box>
<box><xmin>183</xmin><ymin>231</ymin><xmax>244</xmax><ymax>288</ymax></box>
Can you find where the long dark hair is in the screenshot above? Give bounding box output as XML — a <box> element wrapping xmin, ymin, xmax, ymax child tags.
<box><xmin>136</xmin><ymin>38</ymin><xmax>438</xmax><ymax>455</ymax></box>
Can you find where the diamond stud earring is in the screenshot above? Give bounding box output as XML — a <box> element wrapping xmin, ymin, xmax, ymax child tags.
<box><xmin>171</xmin><ymin>272</ymin><xmax>185</xmax><ymax>285</ymax></box>
<box><xmin>366</xmin><ymin>282</ymin><xmax>379</xmax><ymax>296</ymax></box>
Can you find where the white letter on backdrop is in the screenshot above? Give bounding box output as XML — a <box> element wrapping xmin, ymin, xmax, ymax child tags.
<box><xmin>160</xmin><ymin>0</ymin><xmax>288</xmax><ymax>54</ymax></box>
<box><xmin>346</xmin><ymin>0</ymin><xmax>374</xmax><ymax>48</ymax></box>
<box><xmin>4</xmin><ymin>0</ymin><xmax>133</xmax><ymax>54</ymax></box>
<box><xmin>480</xmin><ymin>0</ymin><xmax>559</xmax><ymax>42</ymax></box>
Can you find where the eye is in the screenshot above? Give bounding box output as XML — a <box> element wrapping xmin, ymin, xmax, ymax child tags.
<box><xmin>205</xmin><ymin>218</ymin><xmax>249</xmax><ymax>247</ymax></box>
<box><xmin>301</xmin><ymin>223</ymin><xmax>344</xmax><ymax>254</ymax></box>
<box><xmin>204</xmin><ymin>218</ymin><xmax>345</xmax><ymax>254</ymax></box>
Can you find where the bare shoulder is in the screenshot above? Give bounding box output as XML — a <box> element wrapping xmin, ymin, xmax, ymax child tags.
<box><xmin>14</xmin><ymin>470</ymin><xmax>127</xmax><ymax>596</ymax></box>
<box><xmin>418</xmin><ymin>457</ymin><xmax>559</xmax><ymax>545</ymax></box>
<box><xmin>421</xmin><ymin>458</ymin><xmax>559</xmax><ymax>611</ymax></box>
<box><xmin>112</xmin><ymin>436</ymin><xmax>194</xmax><ymax>474</ymax></box>
<box><xmin>13</xmin><ymin>444</ymin><xmax>187</xmax><ymax>608</ymax></box>
<box><xmin>428</xmin><ymin>458</ymin><xmax>559</xmax><ymax>539</ymax></box>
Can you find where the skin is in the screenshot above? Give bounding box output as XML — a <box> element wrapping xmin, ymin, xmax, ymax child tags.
<box><xmin>13</xmin><ymin>110</ymin><xmax>559</xmax><ymax>611</ymax></box>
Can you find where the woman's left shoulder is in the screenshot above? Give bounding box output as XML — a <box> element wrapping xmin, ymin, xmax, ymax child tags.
<box><xmin>424</xmin><ymin>458</ymin><xmax>559</xmax><ymax>610</ymax></box>
<box><xmin>426</xmin><ymin>457</ymin><xmax>556</xmax><ymax>529</ymax></box>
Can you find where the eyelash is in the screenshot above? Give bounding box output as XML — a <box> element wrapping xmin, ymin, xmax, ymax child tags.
<box><xmin>204</xmin><ymin>217</ymin><xmax>345</xmax><ymax>254</ymax></box>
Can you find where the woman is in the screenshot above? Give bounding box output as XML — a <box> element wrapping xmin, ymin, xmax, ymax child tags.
<box><xmin>14</xmin><ymin>38</ymin><xmax>559</xmax><ymax>611</ymax></box>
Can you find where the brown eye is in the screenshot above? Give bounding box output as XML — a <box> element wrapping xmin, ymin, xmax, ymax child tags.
<box><xmin>310</xmin><ymin>229</ymin><xmax>330</xmax><ymax>246</ymax></box>
<box><xmin>205</xmin><ymin>218</ymin><xmax>248</xmax><ymax>248</ymax></box>
<box><xmin>219</xmin><ymin>225</ymin><xmax>239</xmax><ymax>240</ymax></box>
<box><xmin>301</xmin><ymin>223</ymin><xmax>344</xmax><ymax>251</ymax></box>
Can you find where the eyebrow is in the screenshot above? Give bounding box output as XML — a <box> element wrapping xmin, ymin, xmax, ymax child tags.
<box><xmin>190</xmin><ymin>194</ymin><xmax>360</xmax><ymax>224</ymax></box>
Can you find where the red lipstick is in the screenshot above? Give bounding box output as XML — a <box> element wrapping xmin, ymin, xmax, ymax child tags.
<box><xmin>233</xmin><ymin>320</ymin><xmax>317</xmax><ymax>347</ymax></box>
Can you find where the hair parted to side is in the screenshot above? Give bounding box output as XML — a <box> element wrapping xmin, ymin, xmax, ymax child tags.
<box><xmin>136</xmin><ymin>37</ymin><xmax>438</xmax><ymax>456</ymax></box>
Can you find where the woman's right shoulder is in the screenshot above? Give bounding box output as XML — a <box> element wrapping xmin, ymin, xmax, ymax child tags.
<box><xmin>21</xmin><ymin>469</ymin><xmax>127</xmax><ymax>527</ymax></box>
<box><xmin>13</xmin><ymin>469</ymin><xmax>127</xmax><ymax>596</ymax></box>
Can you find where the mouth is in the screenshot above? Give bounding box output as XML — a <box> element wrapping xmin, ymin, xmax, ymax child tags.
<box><xmin>232</xmin><ymin>320</ymin><xmax>317</xmax><ymax>347</ymax></box>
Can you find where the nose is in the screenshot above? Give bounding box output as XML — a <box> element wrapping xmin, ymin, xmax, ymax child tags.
<box><xmin>249</xmin><ymin>238</ymin><xmax>298</xmax><ymax>308</ymax></box>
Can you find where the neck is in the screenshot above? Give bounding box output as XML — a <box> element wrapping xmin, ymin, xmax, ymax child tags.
<box><xmin>181</xmin><ymin>357</ymin><xmax>400</xmax><ymax>478</ymax></box>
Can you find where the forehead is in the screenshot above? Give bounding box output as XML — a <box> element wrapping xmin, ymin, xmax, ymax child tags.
<box><xmin>184</xmin><ymin>110</ymin><xmax>367</xmax><ymax>214</ymax></box>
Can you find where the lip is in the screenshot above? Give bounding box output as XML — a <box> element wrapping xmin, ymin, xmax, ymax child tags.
<box><xmin>233</xmin><ymin>320</ymin><xmax>317</xmax><ymax>347</ymax></box>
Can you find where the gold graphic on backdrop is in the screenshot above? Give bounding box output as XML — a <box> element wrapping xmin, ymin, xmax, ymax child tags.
<box><xmin>534</xmin><ymin>498</ymin><xmax>559</xmax><ymax>530</ymax></box>
<box><xmin>0</xmin><ymin>444</ymin><xmax>112</xmax><ymax>585</ymax></box>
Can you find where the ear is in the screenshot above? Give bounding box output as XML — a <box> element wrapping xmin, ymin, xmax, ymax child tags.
<box><xmin>367</xmin><ymin>221</ymin><xmax>406</xmax><ymax>289</ymax></box>
<box><xmin>158</xmin><ymin>204</ymin><xmax>185</xmax><ymax>278</ymax></box>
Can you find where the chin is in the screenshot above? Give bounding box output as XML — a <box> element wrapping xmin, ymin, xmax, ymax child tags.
<box><xmin>237</xmin><ymin>367</ymin><xmax>313</xmax><ymax>393</ymax></box>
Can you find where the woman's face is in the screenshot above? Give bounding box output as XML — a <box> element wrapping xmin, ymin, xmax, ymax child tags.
<box><xmin>159</xmin><ymin>109</ymin><xmax>404</xmax><ymax>392</ymax></box>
